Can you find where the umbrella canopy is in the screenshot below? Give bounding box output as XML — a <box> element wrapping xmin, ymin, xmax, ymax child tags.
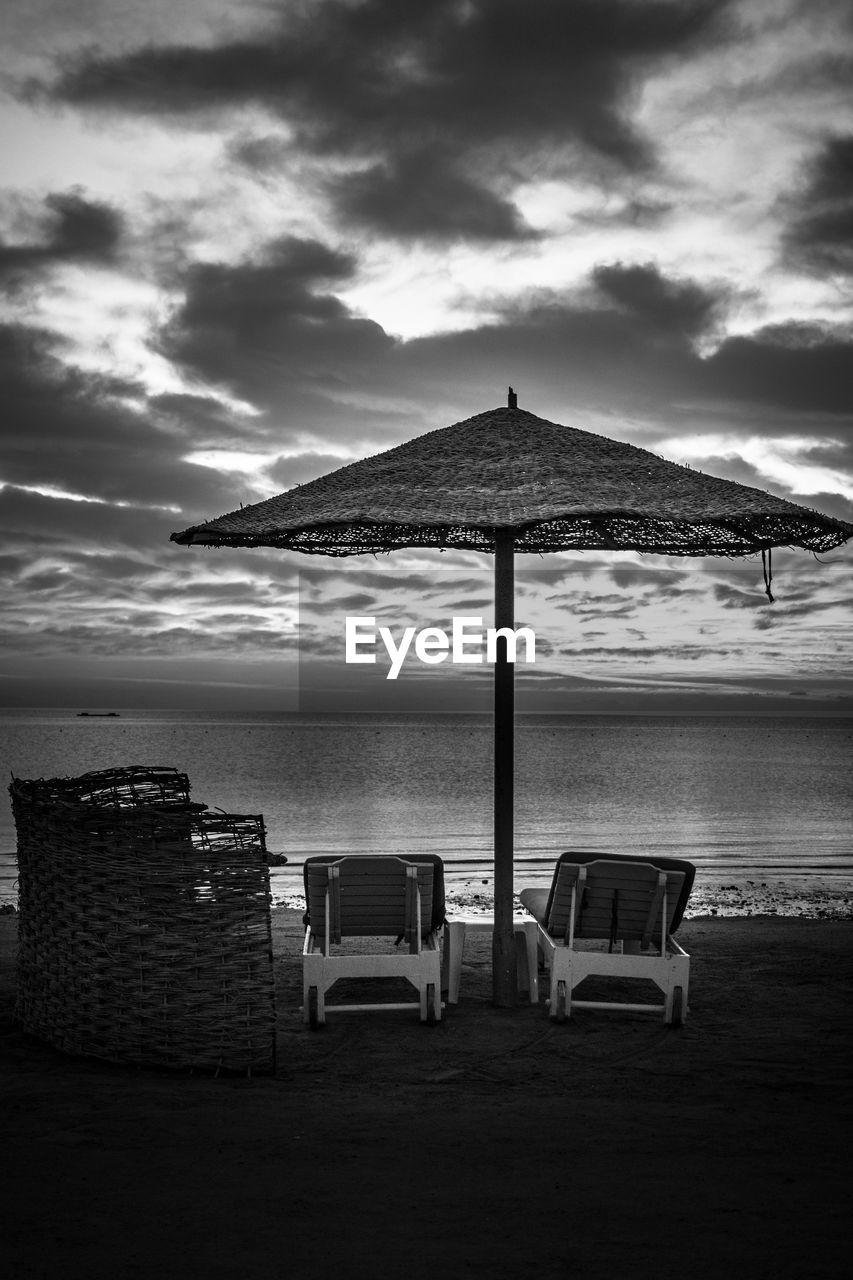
<box><xmin>172</xmin><ymin>395</ymin><xmax>852</xmax><ymax>1006</ymax></box>
<box><xmin>172</xmin><ymin>399</ymin><xmax>850</xmax><ymax>558</ymax></box>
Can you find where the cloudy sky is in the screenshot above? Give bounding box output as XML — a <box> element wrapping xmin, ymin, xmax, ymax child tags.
<box><xmin>1</xmin><ymin>0</ymin><xmax>852</xmax><ymax>713</ymax></box>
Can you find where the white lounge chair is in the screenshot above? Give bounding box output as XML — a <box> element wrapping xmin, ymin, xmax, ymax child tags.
<box><xmin>519</xmin><ymin>851</ymin><xmax>694</xmax><ymax>1026</ymax></box>
<box><xmin>302</xmin><ymin>855</ymin><xmax>444</xmax><ymax>1028</ymax></box>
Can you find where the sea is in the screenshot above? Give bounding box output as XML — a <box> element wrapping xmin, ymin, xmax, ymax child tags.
<box><xmin>1</xmin><ymin>709</ymin><xmax>852</xmax><ymax>915</ymax></box>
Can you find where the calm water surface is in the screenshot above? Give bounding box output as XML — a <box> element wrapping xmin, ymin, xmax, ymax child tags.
<box><xmin>1</xmin><ymin>710</ymin><xmax>851</xmax><ymax>904</ymax></box>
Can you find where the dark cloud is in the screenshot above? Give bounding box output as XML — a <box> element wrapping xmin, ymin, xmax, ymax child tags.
<box><xmin>608</xmin><ymin>564</ymin><xmax>694</xmax><ymax>597</ymax></box>
<box><xmin>328</xmin><ymin>146</ymin><xmax>537</xmax><ymax>242</ymax></box>
<box><xmin>173</xmin><ymin>236</ymin><xmax>354</xmax><ymax>330</ymax></box>
<box><xmin>0</xmin><ymin>191</ymin><xmax>122</xmax><ymax>287</ymax></box>
<box><xmin>17</xmin><ymin>568</ymin><xmax>71</xmax><ymax>593</ymax></box>
<box><xmin>301</xmin><ymin>591</ymin><xmax>381</xmax><ymax>617</ymax></box>
<box><xmin>374</xmin><ymin>260</ymin><xmax>742</xmax><ymax>417</ymax></box>
<box><xmin>0</xmin><ymin>486</ymin><xmax>175</xmax><ymax>558</ymax></box>
<box><xmin>614</xmin><ymin>199</ymin><xmax>674</xmax><ymax>228</ymax></box>
<box><xmin>227</xmin><ymin>133</ymin><xmax>292</xmax><ymax>173</ymax></box>
<box><xmin>148</xmin><ymin>391</ymin><xmax>257</xmax><ymax>448</ymax></box>
<box><xmin>751</xmin><ymin>597</ymin><xmax>844</xmax><ymax>630</ymax></box>
<box><xmin>782</xmin><ymin>134</ymin><xmax>853</xmax><ymax>276</ymax></box>
<box><xmin>704</xmin><ymin>322</ymin><xmax>853</xmax><ymax>414</ymax></box>
<box><xmin>0</xmin><ymin>323</ymin><xmax>245</xmax><ymax>514</ymax></box>
<box><xmin>43</xmin><ymin>0</ymin><xmax>731</xmax><ymax>241</ymax></box>
<box><xmin>560</xmin><ymin>642</ymin><xmax>730</xmax><ymax>661</ymax></box>
<box><xmin>555</xmin><ymin>592</ymin><xmax>638</xmax><ymax>618</ymax></box>
<box><xmin>396</xmin><ymin>294</ymin><xmax>698</xmax><ymax>410</ymax></box>
<box><xmin>391</xmin><ymin>291</ymin><xmax>853</xmax><ymax>456</ymax></box>
<box><xmin>593</xmin><ymin>262</ymin><xmax>728</xmax><ymax>338</ymax></box>
<box><xmin>158</xmin><ymin>235</ymin><xmax>393</xmax><ymax>405</ymax></box>
<box><xmin>703</xmin><ymin>556</ymin><xmax>844</xmax><ymax>594</ymax></box>
<box><xmin>298</xmin><ymin>566</ymin><xmax>496</xmax><ymax>599</ymax></box>
<box><xmin>154</xmin><ymin>578</ymin><xmax>278</xmax><ymax>605</ymax></box>
<box><xmin>267</xmin><ymin>452</ymin><xmax>358</xmax><ymax>490</ymax></box>
<box><xmin>712</xmin><ymin>581</ymin><xmax>770</xmax><ymax>609</ymax></box>
<box><xmin>800</xmin><ymin>133</ymin><xmax>853</xmax><ymax>204</ymax></box>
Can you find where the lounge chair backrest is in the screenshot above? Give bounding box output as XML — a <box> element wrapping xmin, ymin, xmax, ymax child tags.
<box><xmin>544</xmin><ymin>850</ymin><xmax>695</xmax><ymax>935</ymax></box>
<box><xmin>304</xmin><ymin>856</ymin><xmax>436</xmax><ymax>944</ymax></box>
<box><xmin>546</xmin><ymin>858</ymin><xmax>687</xmax><ymax>946</ymax></box>
<box><xmin>303</xmin><ymin>853</ymin><xmax>445</xmax><ymax>934</ymax></box>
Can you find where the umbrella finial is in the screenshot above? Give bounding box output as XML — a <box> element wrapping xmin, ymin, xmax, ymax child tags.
<box><xmin>508</xmin><ymin>386</ymin><xmax>517</xmax><ymax>409</ymax></box>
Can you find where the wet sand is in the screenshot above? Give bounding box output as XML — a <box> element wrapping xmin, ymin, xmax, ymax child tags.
<box><xmin>2</xmin><ymin>907</ymin><xmax>851</xmax><ymax>1279</ymax></box>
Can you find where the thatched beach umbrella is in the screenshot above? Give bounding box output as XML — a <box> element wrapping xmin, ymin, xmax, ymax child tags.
<box><xmin>171</xmin><ymin>390</ymin><xmax>852</xmax><ymax>1005</ymax></box>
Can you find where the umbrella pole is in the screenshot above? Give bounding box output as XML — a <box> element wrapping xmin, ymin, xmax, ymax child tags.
<box><xmin>493</xmin><ymin>527</ymin><xmax>517</xmax><ymax>1007</ymax></box>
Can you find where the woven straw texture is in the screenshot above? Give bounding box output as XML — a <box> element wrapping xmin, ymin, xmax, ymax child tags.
<box><xmin>171</xmin><ymin>405</ymin><xmax>852</xmax><ymax>556</ymax></box>
<box><xmin>10</xmin><ymin>766</ymin><xmax>275</xmax><ymax>1075</ymax></box>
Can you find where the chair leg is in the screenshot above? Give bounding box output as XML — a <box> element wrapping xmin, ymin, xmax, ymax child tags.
<box><xmin>548</xmin><ymin>965</ymin><xmax>570</xmax><ymax>1021</ymax></box>
<box><xmin>524</xmin><ymin>924</ymin><xmax>539</xmax><ymax>1004</ymax></box>
<box><xmin>444</xmin><ymin>921</ymin><xmax>465</xmax><ymax>1005</ymax></box>
<box><xmin>513</xmin><ymin>924</ymin><xmax>540</xmax><ymax>1003</ymax></box>
<box><xmin>419</xmin><ymin>963</ymin><xmax>442</xmax><ymax>1024</ymax></box>
<box><xmin>515</xmin><ymin>930</ymin><xmax>530</xmax><ymax>996</ymax></box>
<box><xmin>303</xmin><ymin>941</ymin><xmax>327</xmax><ymax>1028</ymax></box>
<box><xmin>667</xmin><ymin>985</ymin><xmax>684</xmax><ymax>1027</ymax></box>
<box><xmin>664</xmin><ymin>964</ymin><xmax>689</xmax><ymax>1025</ymax></box>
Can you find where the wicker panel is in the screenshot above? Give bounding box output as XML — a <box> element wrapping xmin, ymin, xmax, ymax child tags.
<box><xmin>9</xmin><ymin>766</ymin><xmax>275</xmax><ymax>1075</ymax></box>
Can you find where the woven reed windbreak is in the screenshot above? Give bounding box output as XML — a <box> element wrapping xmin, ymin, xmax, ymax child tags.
<box><xmin>171</xmin><ymin>405</ymin><xmax>853</xmax><ymax>556</ymax></box>
<box><xmin>10</xmin><ymin>766</ymin><xmax>275</xmax><ymax>1075</ymax></box>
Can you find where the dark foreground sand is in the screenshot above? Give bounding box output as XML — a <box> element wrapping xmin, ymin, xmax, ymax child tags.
<box><xmin>2</xmin><ymin>909</ymin><xmax>851</xmax><ymax>1280</ymax></box>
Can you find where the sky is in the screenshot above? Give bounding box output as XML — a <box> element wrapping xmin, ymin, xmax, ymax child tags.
<box><xmin>1</xmin><ymin>0</ymin><xmax>852</xmax><ymax>714</ymax></box>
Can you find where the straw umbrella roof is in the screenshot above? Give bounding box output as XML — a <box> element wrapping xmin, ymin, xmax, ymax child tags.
<box><xmin>171</xmin><ymin>404</ymin><xmax>852</xmax><ymax>557</ymax></box>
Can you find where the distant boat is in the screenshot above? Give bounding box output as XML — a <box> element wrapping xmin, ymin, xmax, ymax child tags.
<box><xmin>77</xmin><ymin>712</ymin><xmax>121</xmax><ymax>717</ymax></box>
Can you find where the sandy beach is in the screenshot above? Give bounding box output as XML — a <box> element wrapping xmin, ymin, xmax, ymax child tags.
<box><xmin>2</xmin><ymin>905</ymin><xmax>850</xmax><ymax>1280</ymax></box>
